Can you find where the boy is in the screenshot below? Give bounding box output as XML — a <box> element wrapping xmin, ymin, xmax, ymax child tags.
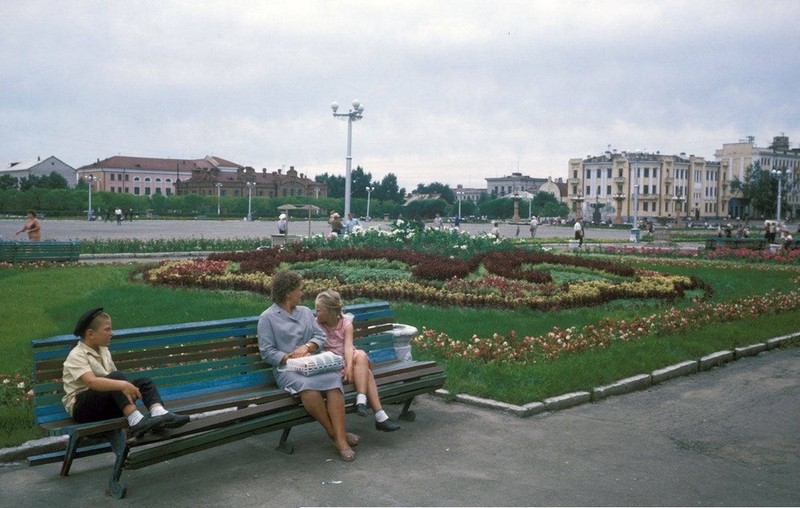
<box><xmin>62</xmin><ymin>307</ymin><xmax>190</xmax><ymax>437</ymax></box>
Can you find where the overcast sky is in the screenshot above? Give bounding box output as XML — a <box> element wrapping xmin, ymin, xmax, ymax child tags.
<box><xmin>2</xmin><ymin>0</ymin><xmax>799</xmax><ymax>192</ymax></box>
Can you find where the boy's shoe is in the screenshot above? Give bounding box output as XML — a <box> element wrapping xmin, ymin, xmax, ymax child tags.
<box><xmin>375</xmin><ymin>418</ymin><xmax>401</xmax><ymax>432</ymax></box>
<box><xmin>159</xmin><ymin>412</ymin><xmax>191</xmax><ymax>429</ymax></box>
<box><xmin>129</xmin><ymin>415</ymin><xmax>162</xmax><ymax>437</ymax></box>
<box><xmin>355</xmin><ymin>403</ymin><xmax>368</xmax><ymax>417</ymax></box>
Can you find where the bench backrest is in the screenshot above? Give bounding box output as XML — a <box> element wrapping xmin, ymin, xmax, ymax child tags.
<box><xmin>31</xmin><ymin>301</ymin><xmax>398</xmax><ymax>429</ymax></box>
<box><xmin>0</xmin><ymin>241</ymin><xmax>81</xmax><ymax>263</ymax></box>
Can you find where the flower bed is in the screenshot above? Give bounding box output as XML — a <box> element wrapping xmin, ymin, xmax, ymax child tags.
<box><xmin>141</xmin><ymin>245</ymin><xmax>700</xmax><ymax>312</ymax></box>
<box><xmin>412</xmin><ymin>286</ymin><xmax>800</xmax><ymax>364</ymax></box>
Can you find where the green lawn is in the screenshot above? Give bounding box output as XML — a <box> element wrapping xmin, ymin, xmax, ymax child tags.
<box><xmin>1</xmin><ymin>258</ymin><xmax>798</xmax><ymax>447</ymax></box>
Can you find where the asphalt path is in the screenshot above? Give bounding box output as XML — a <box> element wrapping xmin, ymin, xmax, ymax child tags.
<box><xmin>1</xmin><ymin>347</ymin><xmax>798</xmax><ymax>506</ymax></box>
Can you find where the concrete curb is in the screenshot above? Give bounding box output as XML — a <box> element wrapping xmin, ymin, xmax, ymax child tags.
<box><xmin>5</xmin><ymin>334</ymin><xmax>800</xmax><ymax>464</ymax></box>
<box><xmin>433</xmin><ymin>332</ymin><xmax>800</xmax><ymax>418</ymax></box>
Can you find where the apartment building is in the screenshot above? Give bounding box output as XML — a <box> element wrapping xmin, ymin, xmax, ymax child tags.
<box><xmin>567</xmin><ymin>150</ymin><xmax>725</xmax><ymax>224</ymax></box>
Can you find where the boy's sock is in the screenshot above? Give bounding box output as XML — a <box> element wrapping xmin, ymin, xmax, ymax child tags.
<box><xmin>149</xmin><ymin>404</ymin><xmax>168</xmax><ymax>417</ymax></box>
<box><xmin>374</xmin><ymin>409</ymin><xmax>389</xmax><ymax>423</ymax></box>
<box><xmin>356</xmin><ymin>393</ymin><xmax>367</xmax><ymax>406</ymax></box>
<box><xmin>127</xmin><ymin>410</ymin><xmax>145</xmax><ymax>427</ymax></box>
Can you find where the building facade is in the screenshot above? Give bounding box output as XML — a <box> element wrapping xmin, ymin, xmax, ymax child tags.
<box><xmin>176</xmin><ymin>165</ymin><xmax>327</xmax><ymax>199</ymax></box>
<box><xmin>1</xmin><ymin>156</ymin><xmax>76</xmax><ymax>187</ymax></box>
<box><xmin>568</xmin><ymin>135</ymin><xmax>800</xmax><ymax>225</ymax></box>
<box><xmin>77</xmin><ymin>155</ymin><xmax>243</xmax><ymax>196</ymax></box>
<box><xmin>715</xmin><ymin>136</ymin><xmax>800</xmax><ymax>219</ymax></box>
<box><xmin>567</xmin><ymin>150</ymin><xmax>726</xmax><ymax>224</ymax></box>
<box><xmin>485</xmin><ymin>172</ymin><xmax>550</xmax><ymax>197</ymax></box>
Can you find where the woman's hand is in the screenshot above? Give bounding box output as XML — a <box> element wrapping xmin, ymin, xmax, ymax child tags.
<box><xmin>286</xmin><ymin>343</ymin><xmax>312</xmax><ymax>359</ymax></box>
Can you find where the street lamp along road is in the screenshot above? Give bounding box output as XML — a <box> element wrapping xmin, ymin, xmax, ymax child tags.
<box><xmin>772</xmin><ymin>168</ymin><xmax>786</xmax><ymax>223</ymax></box>
<box><xmin>215</xmin><ymin>183</ymin><xmax>222</xmax><ymax>216</ymax></box>
<box><xmin>365</xmin><ymin>185</ymin><xmax>374</xmax><ymax>221</ymax></box>
<box><xmin>86</xmin><ymin>175</ymin><xmax>97</xmax><ymax>221</ymax></box>
<box><xmin>246</xmin><ymin>181</ymin><xmax>255</xmax><ymax>222</ymax></box>
<box><xmin>331</xmin><ymin>99</ymin><xmax>364</xmax><ymax>220</ymax></box>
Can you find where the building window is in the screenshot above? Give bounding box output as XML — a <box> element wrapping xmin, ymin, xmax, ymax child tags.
<box><xmin>586</xmin><ymin>186</ymin><xmax>591</xmax><ymax>196</ymax></box>
<box><xmin>134</xmin><ymin>187</ymin><xmax>140</xmax><ymax>195</ymax></box>
<box><xmin>653</xmin><ymin>168</ymin><xmax>658</xmax><ymax>178</ymax></box>
<box><xmin>643</xmin><ymin>202</ymin><xmax>649</xmax><ymax>212</ymax></box>
<box><xmin>134</xmin><ymin>177</ymin><xmax>141</xmax><ymax>182</ymax></box>
<box><xmin>145</xmin><ymin>188</ymin><xmax>151</xmax><ymax>196</ymax></box>
<box><xmin>573</xmin><ymin>170</ymin><xmax>578</xmax><ymax>178</ymax></box>
<box><xmin>607</xmin><ymin>168</ymin><xmax>612</xmax><ymax>178</ymax></box>
<box><xmin>125</xmin><ymin>174</ymin><xmax>129</xmax><ymax>181</ymax></box>
<box><xmin>644</xmin><ymin>168</ymin><xmax>649</xmax><ymax>178</ymax></box>
<box><xmin>606</xmin><ymin>185</ymin><xmax>611</xmax><ymax>195</ymax></box>
<box><xmin>586</xmin><ymin>170</ymin><xmax>591</xmax><ymax>178</ymax></box>
<box><xmin>110</xmin><ymin>174</ymin><xmax>115</xmax><ymax>181</ymax></box>
<box><xmin>596</xmin><ymin>169</ymin><xmax>601</xmax><ymax>178</ymax></box>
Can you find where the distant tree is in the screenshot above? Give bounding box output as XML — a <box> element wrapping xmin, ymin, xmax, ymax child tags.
<box><xmin>531</xmin><ymin>191</ymin><xmax>567</xmax><ymax>217</ymax></box>
<box><xmin>730</xmin><ymin>161</ymin><xmax>785</xmax><ymax>218</ymax></box>
<box><xmin>18</xmin><ymin>171</ymin><xmax>69</xmax><ymax>190</ymax></box>
<box><xmin>374</xmin><ymin>173</ymin><xmax>405</xmax><ymax>203</ymax></box>
<box><xmin>414</xmin><ymin>182</ymin><xmax>455</xmax><ymax>204</ymax></box>
<box><xmin>0</xmin><ymin>174</ymin><xmax>17</xmax><ymax>190</ymax></box>
<box><xmin>315</xmin><ymin>173</ymin><xmax>345</xmax><ymax>198</ymax></box>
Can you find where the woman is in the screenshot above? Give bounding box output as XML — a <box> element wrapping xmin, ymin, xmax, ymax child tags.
<box><xmin>15</xmin><ymin>209</ymin><xmax>41</xmax><ymax>241</ymax></box>
<box><xmin>315</xmin><ymin>290</ymin><xmax>401</xmax><ymax>432</ymax></box>
<box><xmin>257</xmin><ymin>270</ymin><xmax>359</xmax><ymax>461</ymax></box>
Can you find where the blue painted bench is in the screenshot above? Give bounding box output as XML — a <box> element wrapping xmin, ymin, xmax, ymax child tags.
<box><xmin>0</xmin><ymin>241</ymin><xmax>80</xmax><ymax>263</ymax></box>
<box><xmin>29</xmin><ymin>301</ymin><xmax>445</xmax><ymax>498</ymax></box>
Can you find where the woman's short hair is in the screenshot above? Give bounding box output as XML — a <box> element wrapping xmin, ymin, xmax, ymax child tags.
<box><xmin>271</xmin><ymin>270</ymin><xmax>303</xmax><ymax>303</ymax></box>
<box><xmin>315</xmin><ymin>290</ymin><xmax>343</xmax><ymax>319</ymax></box>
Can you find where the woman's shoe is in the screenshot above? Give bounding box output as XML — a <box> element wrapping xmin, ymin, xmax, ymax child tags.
<box><xmin>346</xmin><ymin>432</ymin><xmax>360</xmax><ymax>447</ymax></box>
<box><xmin>337</xmin><ymin>447</ymin><xmax>356</xmax><ymax>462</ymax></box>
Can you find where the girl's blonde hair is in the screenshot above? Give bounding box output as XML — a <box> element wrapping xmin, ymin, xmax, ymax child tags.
<box><xmin>315</xmin><ymin>290</ymin><xmax>343</xmax><ymax>319</ymax></box>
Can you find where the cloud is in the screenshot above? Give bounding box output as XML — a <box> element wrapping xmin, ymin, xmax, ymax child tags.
<box><xmin>2</xmin><ymin>0</ymin><xmax>799</xmax><ymax>192</ymax></box>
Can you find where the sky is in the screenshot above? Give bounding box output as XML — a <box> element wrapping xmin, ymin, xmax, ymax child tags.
<box><xmin>2</xmin><ymin>0</ymin><xmax>799</xmax><ymax>192</ymax></box>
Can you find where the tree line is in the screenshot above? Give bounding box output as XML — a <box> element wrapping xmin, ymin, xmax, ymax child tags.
<box><xmin>0</xmin><ymin>169</ymin><xmax>569</xmax><ymax>221</ymax></box>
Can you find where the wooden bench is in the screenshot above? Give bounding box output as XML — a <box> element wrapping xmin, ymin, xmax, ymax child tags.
<box><xmin>29</xmin><ymin>301</ymin><xmax>445</xmax><ymax>499</ymax></box>
<box><xmin>704</xmin><ymin>237</ymin><xmax>768</xmax><ymax>250</ymax></box>
<box><xmin>0</xmin><ymin>241</ymin><xmax>80</xmax><ymax>263</ymax></box>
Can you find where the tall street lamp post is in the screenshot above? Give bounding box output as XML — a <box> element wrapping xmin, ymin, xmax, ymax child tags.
<box><xmin>365</xmin><ymin>185</ymin><xmax>374</xmax><ymax>221</ymax></box>
<box><xmin>772</xmin><ymin>169</ymin><xmax>786</xmax><ymax>222</ymax></box>
<box><xmin>630</xmin><ymin>163</ymin><xmax>640</xmax><ymax>243</ymax></box>
<box><xmin>86</xmin><ymin>175</ymin><xmax>96</xmax><ymax>221</ymax></box>
<box><xmin>246</xmin><ymin>182</ymin><xmax>255</xmax><ymax>222</ymax></box>
<box><xmin>216</xmin><ymin>183</ymin><xmax>222</xmax><ymax>216</ymax></box>
<box><xmin>331</xmin><ymin>99</ymin><xmax>364</xmax><ymax>220</ymax></box>
<box><xmin>457</xmin><ymin>191</ymin><xmax>464</xmax><ymax>223</ymax></box>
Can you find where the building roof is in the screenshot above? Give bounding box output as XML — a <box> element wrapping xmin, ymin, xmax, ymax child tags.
<box><xmin>2</xmin><ymin>155</ymin><xmax>71</xmax><ymax>173</ymax></box>
<box><xmin>78</xmin><ymin>155</ymin><xmax>243</xmax><ymax>172</ymax></box>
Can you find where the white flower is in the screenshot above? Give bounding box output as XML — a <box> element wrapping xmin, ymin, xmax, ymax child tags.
<box><xmin>17</xmin><ymin>382</ymin><xmax>25</xmax><ymax>389</ymax></box>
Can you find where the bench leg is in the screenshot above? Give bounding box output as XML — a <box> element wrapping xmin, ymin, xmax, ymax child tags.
<box><xmin>106</xmin><ymin>430</ymin><xmax>129</xmax><ymax>499</ymax></box>
<box><xmin>59</xmin><ymin>433</ymin><xmax>82</xmax><ymax>477</ymax></box>
<box><xmin>276</xmin><ymin>427</ymin><xmax>294</xmax><ymax>454</ymax></box>
<box><xmin>398</xmin><ymin>398</ymin><xmax>417</xmax><ymax>422</ymax></box>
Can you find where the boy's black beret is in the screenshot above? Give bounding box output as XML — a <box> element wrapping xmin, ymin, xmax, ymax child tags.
<box><xmin>74</xmin><ymin>307</ymin><xmax>104</xmax><ymax>337</ymax></box>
